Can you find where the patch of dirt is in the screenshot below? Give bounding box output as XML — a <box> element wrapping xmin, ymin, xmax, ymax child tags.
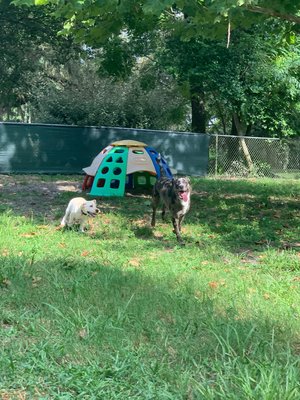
<box><xmin>0</xmin><ymin>174</ymin><xmax>82</xmax><ymax>221</ymax></box>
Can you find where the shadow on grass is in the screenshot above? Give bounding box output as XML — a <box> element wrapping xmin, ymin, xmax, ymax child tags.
<box><xmin>94</xmin><ymin>177</ymin><xmax>300</xmax><ymax>253</ymax></box>
<box><xmin>1</xmin><ymin>253</ymin><xmax>300</xmax><ymax>398</ymax></box>
<box><xmin>187</xmin><ymin>178</ymin><xmax>300</xmax><ymax>253</ymax></box>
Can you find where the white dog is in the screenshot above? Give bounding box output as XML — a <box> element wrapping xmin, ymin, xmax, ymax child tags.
<box><xmin>60</xmin><ymin>197</ymin><xmax>99</xmax><ymax>232</ymax></box>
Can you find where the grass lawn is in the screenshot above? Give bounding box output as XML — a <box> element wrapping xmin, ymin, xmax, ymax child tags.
<box><xmin>0</xmin><ymin>175</ymin><xmax>300</xmax><ymax>399</ymax></box>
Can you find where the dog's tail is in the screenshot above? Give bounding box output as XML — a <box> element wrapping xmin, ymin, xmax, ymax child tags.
<box><xmin>157</xmin><ymin>153</ymin><xmax>167</xmax><ymax>178</ymax></box>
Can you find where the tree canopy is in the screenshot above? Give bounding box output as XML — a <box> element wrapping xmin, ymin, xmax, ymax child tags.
<box><xmin>8</xmin><ymin>0</ymin><xmax>300</xmax><ymax>138</ymax></box>
<box><xmin>12</xmin><ymin>0</ymin><xmax>300</xmax><ymax>46</ymax></box>
<box><xmin>0</xmin><ymin>0</ymin><xmax>77</xmax><ymax>118</ymax></box>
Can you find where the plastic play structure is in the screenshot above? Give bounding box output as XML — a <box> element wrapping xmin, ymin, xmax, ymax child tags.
<box><xmin>82</xmin><ymin>139</ymin><xmax>173</xmax><ymax>196</ymax></box>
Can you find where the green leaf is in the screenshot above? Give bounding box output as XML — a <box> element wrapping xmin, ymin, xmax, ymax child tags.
<box><xmin>287</xmin><ymin>32</ymin><xmax>296</xmax><ymax>45</ymax></box>
<box><xmin>143</xmin><ymin>0</ymin><xmax>174</xmax><ymax>15</ymax></box>
<box><xmin>12</xmin><ymin>0</ymin><xmax>35</xmax><ymax>5</ymax></box>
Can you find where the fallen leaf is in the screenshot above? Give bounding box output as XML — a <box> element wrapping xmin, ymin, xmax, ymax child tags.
<box><xmin>0</xmin><ymin>390</ymin><xmax>27</xmax><ymax>400</ymax></box>
<box><xmin>167</xmin><ymin>346</ymin><xmax>177</xmax><ymax>357</ymax></box>
<box><xmin>255</xmin><ymin>239</ymin><xmax>268</xmax><ymax>245</ymax></box>
<box><xmin>20</xmin><ymin>232</ymin><xmax>37</xmax><ymax>237</ymax></box>
<box><xmin>194</xmin><ymin>290</ymin><xmax>202</xmax><ymax>299</ymax></box>
<box><xmin>221</xmin><ymin>257</ymin><xmax>231</xmax><ymax>264</ymax></box>
<box><xmin>263</xmin><ymin>293</ymin><xmax>270</xmax><ymax>300</ymax></box>
<box><xmin>78</xmin><ymin>328</ymin><xmax>88</xmax><ymax>339</ymax></box>
<box><xmin>153</xmin><ymin>231</ymin><xmax>163</xmax><ymax>239</ymax></box>
<box><xmin>2</xmin><ymin>279</ymin><xmax>11</xmax><ymax>287</ymax></box>
<box><xmin>81</xmin><ymin>250</ymin><xmax>90</xmax><ymax>257</ymax></box>
<box><xmin>32</xmin><ymin>276</ymin><xmax>42</xmax><ymax>287</ymax></box>
<box><xmin>281</xmin><ymin>242</ymin><xmax>300</xmax><ymax>249</ymax></box>
<box><xmin>208</xmin><ymin>281</ymin><xmax>218</xmax><ymax>289</ymax></box>
<box><xmin>128</xmin><ymin>258</ymin><xmax>141</xmax><ymax>267</ymax></box>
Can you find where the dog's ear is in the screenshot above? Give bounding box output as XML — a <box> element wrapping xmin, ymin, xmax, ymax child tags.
<box><xmin>92</xmin><ymin>199</ymin><xmax>97</xmax><ymax>205</ymax></box>
<box><xmin>81</xmin><ymin>202</ymin><xmax>87</xmax><ymax>212</ymax></box>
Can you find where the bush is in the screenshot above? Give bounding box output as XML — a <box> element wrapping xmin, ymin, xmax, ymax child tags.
<box><xmin>31</xmin><ymin>63</ymin><xmax>188</xmax><ymax>130</ymax></box>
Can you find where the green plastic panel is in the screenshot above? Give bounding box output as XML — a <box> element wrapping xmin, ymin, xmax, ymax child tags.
<box><xmin>133</xmin><ymin>172</ymin><xmax>156</xmax><ymax>189</ymax></box>
<box><xmin>89</xmin><ymin>147</ymin><xmax>129</xmax><ymax>197</ymax></box>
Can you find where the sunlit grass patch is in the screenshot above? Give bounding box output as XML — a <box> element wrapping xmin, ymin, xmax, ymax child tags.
<box><xmin>0</xmin><ymin>175</ymin><xmax>299</xmax><ymax>398</ymax></box>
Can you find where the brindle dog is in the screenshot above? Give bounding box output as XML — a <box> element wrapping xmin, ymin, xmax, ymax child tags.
<box><xmin>151</xmin><ymin>157</ymin><xmax>191</xmax><ymax>243</ymax></box>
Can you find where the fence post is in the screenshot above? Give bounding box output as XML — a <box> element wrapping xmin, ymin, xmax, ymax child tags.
<box><xmin>215</xmin><ymin>134</ymin><xmax>219</xmax><ymax>176</ymax></box>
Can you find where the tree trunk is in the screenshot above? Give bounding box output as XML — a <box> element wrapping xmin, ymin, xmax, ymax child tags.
<box><xmin>216</xmin><ymin>100</ymin><xmax>227</xmax><ymax>135</ymax></box>
<box><xmin>227</xmin><ymin>116</ymin><xmax>240</xmax><ymax>160</ymax></box>
<box><xmin>233</xmin><ymin>113</ymin><xmax>254</xmax><ymax>172</ymax></box>
<box><xmin>190</xmin><ymin>80</ymin><xmax>206</xmax><ymax>133</ymax></box>
<box><xmin>0</xmin><ymin>107</ymin><xmax>5</xmax><ymax>120</ymax></box>
<box><xmin>6</xmin><ymin>107</ymin><xmax>11</xmax><ymax>121</ymax></box>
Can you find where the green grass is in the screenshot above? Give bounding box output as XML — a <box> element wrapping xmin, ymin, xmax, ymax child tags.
<box><xmin>0</xmin><ymin>176</ymin><xmax>300</xmax><ymax>399</ymax></box>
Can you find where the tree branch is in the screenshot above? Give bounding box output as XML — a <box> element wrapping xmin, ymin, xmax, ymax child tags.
<box><xmin>245</xmin><ymin>5</ymin><xmax>300</xmax><ymax>25</ymax></box>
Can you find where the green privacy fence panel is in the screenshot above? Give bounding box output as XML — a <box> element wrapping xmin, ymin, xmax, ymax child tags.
<box><xmin>0</xmin><ymin>122</ymin><xmax>210</xmax><ymax>176</ymax></box>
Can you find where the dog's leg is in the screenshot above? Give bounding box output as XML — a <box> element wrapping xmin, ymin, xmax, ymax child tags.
<box><xmin>61</xmin><ymin>210</ymin><xmax>70</xmax><ymax>228</ymax></box>
<box><xmin>161</xmin><ymin>204</ymin><xmax>166</xmax><ymax>221</ymax></box>
<box><xmin>178</xmin><ymin>215</ymin><xmax>185</xmax><ymax>232</ymax></box>
<box><xmin>151</xmin><ymin>194</ymin><xmax>159</xmax><ymax>227</ymax></box>
<box><xmin>79</xmin><ymin>222</ymin><xmax>86</xmax><ymax>233</ymax></box>
<box><xmin>67</xmin><ymin>213</ymin><xmax>76</xmax><ymax>227</ymax></box>
<box><xmin>172</xmin><ymin>216</ymin><xmax>183</xmax><ymax>243</ymax></box>
<box><xmin>61</xmin><ymin>215</ymin><xmax>66</xmax><ymax>227</ymax></box>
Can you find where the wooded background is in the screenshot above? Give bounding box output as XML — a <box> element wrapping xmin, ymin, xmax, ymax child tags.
<box><xmin>1</xmin><ymin>0</ymin><xmax>300</xmax><ymax>175</ymax></box>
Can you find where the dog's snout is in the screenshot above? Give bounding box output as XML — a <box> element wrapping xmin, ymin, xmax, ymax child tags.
<box><xmin>95</xmin><ymin>208</ymin><xmax>100</xmax><ymax>214</ymax></box>
<box><xmin>177</xmin><ymin>183</ymin><xmax>187</xmax><ymax>192</ymax></box>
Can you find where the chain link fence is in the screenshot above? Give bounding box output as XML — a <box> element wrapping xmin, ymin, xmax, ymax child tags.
<box><xmin>208</xmin><ymin>134</ymin><xmax>300</xmax><ymax>178</ymax></box>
